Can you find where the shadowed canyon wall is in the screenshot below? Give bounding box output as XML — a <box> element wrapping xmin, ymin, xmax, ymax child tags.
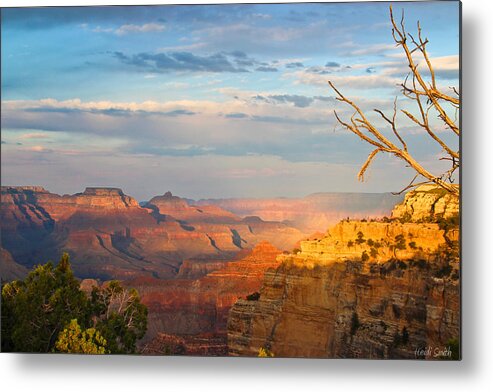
<box><xmin>1</xmin><ymin>186</ymin><xmax>304</xmax><ymax>280</ymax></box>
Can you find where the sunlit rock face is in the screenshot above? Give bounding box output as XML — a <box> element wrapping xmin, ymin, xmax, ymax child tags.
<box><xmin>227</xmin><ymin>188</ymin><xmax>460</xmax><ymax>359</ymax></box>
<box><xmin>0</xmin><ymin>187</ymin><xmax>304</xmax><ymax>280</ymax></box>
<box><xmin>391</xmin><ymin>184</ymin><xmax>459</xmax><ymax>222</ymax></box>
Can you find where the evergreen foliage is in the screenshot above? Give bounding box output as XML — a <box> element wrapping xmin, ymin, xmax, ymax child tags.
<box><xmin>1</xmin><ymin>253</ymin><xmax>147</xmax><ymax>354</ymax></box>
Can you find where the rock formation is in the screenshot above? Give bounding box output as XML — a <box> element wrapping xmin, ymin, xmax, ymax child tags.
<box><xmin>227</xmin><ymin>188</ymin><xmax>460</xmax><ymax>359</ymax></box>
<box><xmin>391</xmin><ymin>184</ymin><xmax>459</xmax><ymax>222</ymax></box>
<box><xmin>0</xmin><ymin>186</ymin><xmax>304</xmax><ymax>280</ymax></box>
<box><xmin>128</xmin><ymin>241</ymin><xmax>283</xmax><ymax>355</ymax></box>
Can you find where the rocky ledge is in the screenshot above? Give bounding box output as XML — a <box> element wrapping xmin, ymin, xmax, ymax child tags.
<box><xmin>391</xmin><ymin>184</ymin><xmax>459</xmax><ymax>222</ymax></box>
<box><xmin>227</xmin><ymin>186</ymin><xmax>460</xmax><ymax>359</ymax></box>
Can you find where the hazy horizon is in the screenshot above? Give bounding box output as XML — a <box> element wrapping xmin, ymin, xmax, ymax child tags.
<box><xmin>2</xmin><ymin>182</ymin><xmax>405</xmax><ymax>203</ymax></box>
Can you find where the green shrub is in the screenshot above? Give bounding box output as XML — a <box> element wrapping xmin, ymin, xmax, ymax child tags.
<box><xmin>1</xmin><ymin>254</ymin><xmax>147</xmax><ymax>354</ymax></box>
<box><xmin>355</xmin><ymin>231</ymin><xmax>366</xmax><ymax>245</ymax></box>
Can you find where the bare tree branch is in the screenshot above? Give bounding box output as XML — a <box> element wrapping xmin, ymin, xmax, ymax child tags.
<box><xmin>328</xmin><ymin>5</ymin><xmax>459</xmax><ymax>197</ymax></box>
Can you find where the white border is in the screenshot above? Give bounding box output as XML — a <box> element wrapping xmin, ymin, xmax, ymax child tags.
<box><xmin>1</xmin><ymin>1</ymin><xmax>492</xmax><ymax>391</ymax></box>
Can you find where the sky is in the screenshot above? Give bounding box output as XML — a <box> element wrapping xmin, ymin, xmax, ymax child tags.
<box><xmin>1</xmin><ymin>1</ymin><xmax>460</xmax><ymax>200</ymax></box>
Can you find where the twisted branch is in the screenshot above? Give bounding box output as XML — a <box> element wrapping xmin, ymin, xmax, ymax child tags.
<box><xmin>328</xmin><ymin>5</ymin><xmax>459</xmax><ymax>197</ymax></box>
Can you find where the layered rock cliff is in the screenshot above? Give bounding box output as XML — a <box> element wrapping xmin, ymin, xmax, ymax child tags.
<box><xmin>125</xmin><ymin>241</ymin><xmax>283</xmax><ymax>355</ymax></box>
<box><xmin>391</xmin><ymin>184</ymin><xmax>459</xmax><ymax>222</ymax></box>
<box><xmin>227</xmin><ymin>187</ymin><xmax>460</xmax><ymax>359</ymax></box>
<box><xmin>1</xmin><ymin>187</ymin><xmax>304</xmax><ymax>280</ymax></box>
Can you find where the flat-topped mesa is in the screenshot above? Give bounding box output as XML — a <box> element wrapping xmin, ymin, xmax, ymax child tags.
<box><xmin>1</xmin><ymin>186</ymin><xmax>138</xmax><ymax>209</ymax></box>
<box><xmin>391</xmin><ymin>184</ymin><xmax>459</xmax><ymax>222</ymax></box>
<box><xmin>1</xmin><ymin>185</ymin><xmax>141</xmax><ymax>228</ymax></box>
<box><xmin>82</xmin><ymin>187</ymin><xmax>125</xmax><ymax>196</ymax></box>
<box><xmin>72</xmin><ymin>187</ymin><xmax>139</xmax><ymax>208</ymax></box>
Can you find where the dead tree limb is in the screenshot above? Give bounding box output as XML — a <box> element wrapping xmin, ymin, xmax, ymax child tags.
<box><xmin>328</xmin><ymin>5</ymin><xmax>459</xmax><ymax>197</ymax></box>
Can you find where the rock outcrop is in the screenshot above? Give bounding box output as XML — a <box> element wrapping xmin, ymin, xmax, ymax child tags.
<box><xmin>287</xmin><ymin>220</ymin><xmax>458</xmax><ymax>266</ymax></box>
<box><xmin>227</xmin><ymin>189</ymin><xmax>460</xmax><ymax>359</ymax></box>
<box><xmin>227</xmin><ymin>257</ymin><xmax>459</xmax><ymax>359</ymax></box>
<box><xmin>391</xmin><ymin>184</ymin><xmax>459</xmax><ymax>222</ymax></box>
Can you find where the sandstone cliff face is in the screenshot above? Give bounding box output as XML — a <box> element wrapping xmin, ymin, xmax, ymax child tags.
<box><xmin>289</xmin><ymin>220</ymin><xmax>458</xmax><ymax>266</ymax></box>
<box><xmin>227</xmin><ymin>259</ymin><xmax>459</xmax><ymax>359</ymax></box>
<box><xmin>1</xmin><ymin>187</ymin><xmax>304</xmax><ymax>281</ymax></box>
<box><xmin>391</xmin><ymin>184</ymin><xmax>459</xmax><ymax>222</ymax></box>
<box><xmin>227</xmin><ymin>189</ymin><xmax>460</xmax><ymax>359</ymax></box>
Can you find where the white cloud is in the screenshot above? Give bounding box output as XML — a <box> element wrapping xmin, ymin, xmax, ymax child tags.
<box><xmin>287</xmin><ymin>69</ymin><xmax>400</xmax><ymax>90</ymax></box>
<box><xmin>115</xmin><ymin>23</ymin><xmax>166</xmax><ymax>36</ymax></box>
<box><xmin>26</xmin><ymin>145</ymin><xmax>47</xmax><ymax>152</ymax></box>
<box><xmin>427</xmin><ymin>55</ymin><xmax>459</xmax><ymax>79</ymax></box>
<box><xmin>344</xmin><ymin>43</ymin><xmax>396</xmax><ymax>57</ymax></box>
<box><xmin>91</xmin><ymin>26</ymin><xmax>114</xmax><ymax>34</ymax></box>
<box><xmin>91</xmin><ymin>23</ymin><xmax>165</xmax><ymax>36</ymax></box>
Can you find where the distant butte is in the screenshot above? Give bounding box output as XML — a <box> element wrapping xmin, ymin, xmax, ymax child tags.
<box><xmin>0</xmin><ymin>186</ymin><xmax>305</xmax><ymax>280</ymax></box>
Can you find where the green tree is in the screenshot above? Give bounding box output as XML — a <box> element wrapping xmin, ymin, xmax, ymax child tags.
<box><xmin>391</xmin><ymin>234</ymin><xmax>407</xmax><ymax>257</ymax></box>
<box><xmin>1</xmin><ymin>253</ymin><xmax>88</xmax><ymax>352</ymax></box>
<box><xmin>1</xmin><ymin>254</ymin><xmax>147</xmax><ymax>354</ymax></box>
<box><xmin>55</xmin><ymin>319</ymin><xmax>107</xmax><ymax>354</ymax></box>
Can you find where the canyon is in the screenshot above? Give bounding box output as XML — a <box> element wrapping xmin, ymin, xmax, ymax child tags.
<box><xmin>1</xmin><ymin>186</ymin><xmax>398</xmax><ymax>281</ymax></box>
<box><xmin>0</xmin><ymin>185</ymin><xmax>459</xmax><ymax>358</ymax></box>
<box><xmin>227</xmin><ymin>185</ymin><xmax>460</xmax><ymax>359</ymax></box>
<box><xmin>133</xmin><ymin>241</ymin><xmax>283</xmax><ymax>355</ymax></box>
<box><xmin>1</xmin><ymin>186</ymin><xmax>305</xmax><ymax>280</ymax></box>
